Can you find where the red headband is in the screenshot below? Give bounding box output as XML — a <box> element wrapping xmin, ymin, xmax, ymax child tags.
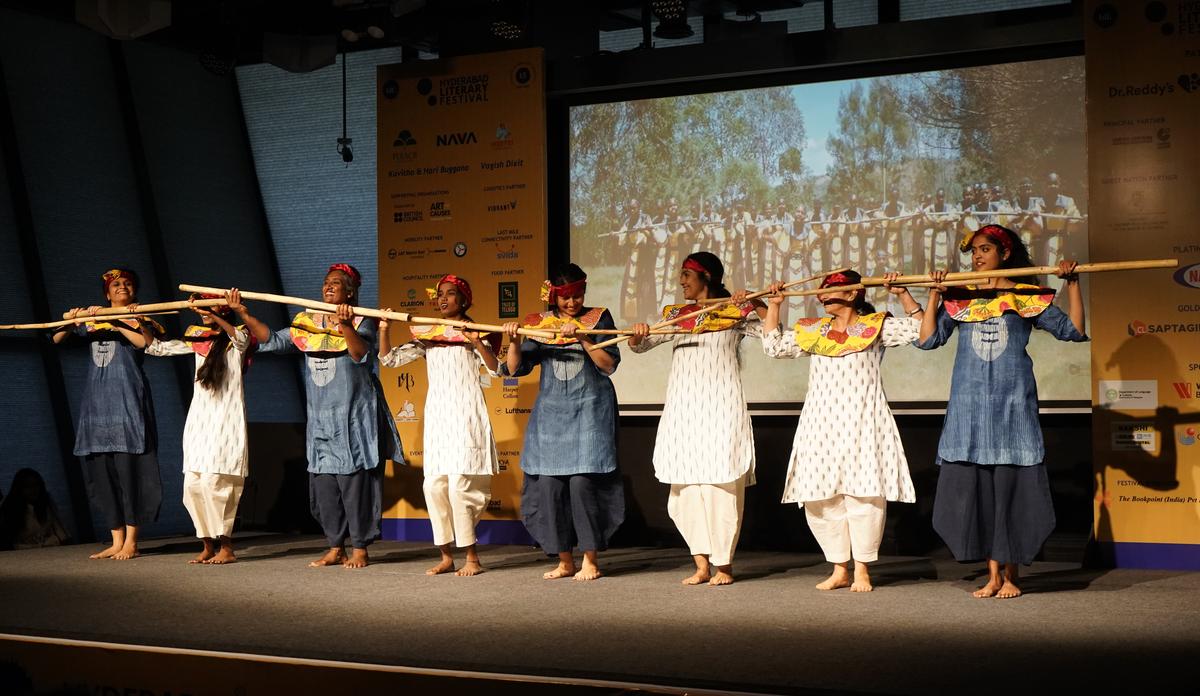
<box><xmin>327</xmin><ymin>263</ymin><xmax>362</xmax><ymax>288</ymax></box>
<box><xmin>682</xmin><ymin>258</ymin><xmax>708</xmax><ymax>275</ymax></box>
<box><xmin>820</xmin><ymin>272</ymin><xmax>854</xmax><ymax>289</ymax></box>
<box><xmin>549</xmin><ymin>278</ymin><xmax>586</xmax><ymax>302</ymax></box>
<box><xmin>973</xmin><ymin>224</ymin><xmax>1014</xmax><ymax>253</ymax></box>
<box><xmin>101</xmin><ymin>268</ymin><xmax>136</xmax><ymax>293</ymax></box>
<box><xmin>436</xmin><ymin>274</ymin><xmax>472</xmax><ymax>308</ymax></box>
<box><xmin>190</xmin><ymin>292</ymin><xmax>233</xmax><ymax>317</ymax></box>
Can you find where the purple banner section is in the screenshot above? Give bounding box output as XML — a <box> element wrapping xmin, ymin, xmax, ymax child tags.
<box><xmin>382</xmin><ymin>518</ymin><xmax>536</xmax><ymax>547</ymax></box>
<box><xmin>1095</xmin><ymin>542</ymin><xmax>1200</xmax><ymax>571</ymax></box>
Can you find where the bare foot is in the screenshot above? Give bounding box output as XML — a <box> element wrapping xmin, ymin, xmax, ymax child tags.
<box><xmin>574</xmin><ymin>555</ymin><xmax>602</xmax><ymax>581</ymax></box>
<box><xmin>342</xmin><ymin>548</ymin><xmax>369</xmax><ymax>569</ymax></box>
<box><xmin>851</xmin><ymin>564</ymin><xmax>873</xmax><ymax>592</ymax></box>
<box><xmin>426</xmin><ymin>557</ymin><xmax>456</xmax><ymax>575</ymax></box>
<box><xmin>190</xmin><ymin>539</ymin><xmax>216</xmax><ymax>564</ymax></box>
<box><xmin>89</xmin><ymin>544</ymin><xmax>120</xmax><ymax>560</ymax></box>
<box><xmin>113</xmin><ymin>543</ymin><xmax>140</xmax><ymax>560</ymax></box>
<box><xmin>456</xmin><ymin>560</ymin><xmax>484</xmax><ymax>577</ymax></box>
<box><xmin>206</xmin><ymin>547</ymin><xmax>237</xmax><ymax>565</ymax></box>
<box><xmin>996</xmin><ymin>579</ymin><xmax>1022</xmax><ymax>599</ymax></box>
<box><xmin>709</xmin><ymin>567</ymin><xmax>735</xmax><ymax>586</ymax></box>
<box><xmin>544</xmin><ymin>561</ymin><xmax>577</xmax><ymax>579</ymax></box>
<box><xmin>816</xmin><ymin>564</ymin><xmax>852</xmax><ymax>590</ymax></box>
<box><xmin>682</xmin><ymin>569</ymin><xmax>711</xmax><ymax>585</ymax></box>
<box><xmin>972</xmin><ymin>580</ymin><xmax>1002</xmax><ymax>598</ymax></box>
<box><xmin>309</xmin><ymin>547</ymin><xmax>346</xmax><ymax>568</ymax></box>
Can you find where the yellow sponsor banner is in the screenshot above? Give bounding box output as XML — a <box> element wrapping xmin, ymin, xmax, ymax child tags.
<box><xmin>1085</xmin><ymin>1</ymin><xmax>1200</xmax><ymax>567</ymax></box>
<box><xmin>376</xmin><ymin>49</ymin><xmax>546</xmax><ymax>541</ymax></box>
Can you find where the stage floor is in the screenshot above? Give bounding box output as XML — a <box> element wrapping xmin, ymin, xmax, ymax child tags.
<box><xmin>1</xmin><ymin>535</ymin><xmax>1197</xmax><ymax>695</ymax></box>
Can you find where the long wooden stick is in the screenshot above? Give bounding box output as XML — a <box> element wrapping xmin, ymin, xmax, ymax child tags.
<box><xmin>693</xmin><ymin>267</ymin><xmax>850</xmax><ymax>306</ymax></box>
<box><xmin>0</xmin><ymin>310</ymin><xmax>181</xmax><ymax>331</ymax></box>
<box><xmin>777</xmin><ymin>280</ymin><xmax>975</xmax><ymax>297</ymax></box>
<box><xmin>589</xmin><ymin>267</ymin><xmax>848</xmax><ymax>351</ymax></box>
<box><xmin>178</xmin><ymin>284</ymin><xmax>556</xmax><ymax>340</ymax></box>
<box><xmin>852</xmin><ymin>259</ymin><xmax>1176</xmax><ymax>287</ymax></box>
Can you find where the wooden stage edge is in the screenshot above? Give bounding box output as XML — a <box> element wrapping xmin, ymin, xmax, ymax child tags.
<box><xmin>0</xmin><ymin>632</ymin><xmax>775</xmax><ymax>696</ymax></box>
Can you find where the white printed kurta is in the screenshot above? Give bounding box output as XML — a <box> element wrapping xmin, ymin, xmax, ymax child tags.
<box><xmin>381</xmin><ymin>342</ymin><xmax>498</xmax><ymax>476</ymax></box>
<box><xmin>762</xmin><ymin>317</ymin><xmax>919</xmax><ymax>506</ymax></box>
<box><xmin>629</xmin><ymin>320</ymin><xmax>760</xmax><ymax>485</ymax></box>
<box><xmin>146</xmin><ymin>329</ymin><xmax>250</xmax><ymax>476</ymax></box>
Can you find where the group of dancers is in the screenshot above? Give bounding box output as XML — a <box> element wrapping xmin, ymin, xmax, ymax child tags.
<box><xmin>51</xmin><ymin>221</ymin><xmax>1085</xmax><ymax>598</ymax></box>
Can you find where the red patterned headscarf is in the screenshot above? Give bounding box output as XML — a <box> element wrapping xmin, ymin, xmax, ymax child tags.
<box><xmin>101</xmin><ymin>268</ymin><xmax>138</xmax><ymax>296</ymax></box>
<box><xmin>433</xmin><ymin>274</ymin><xmax>473</xmax><ymax>308</ymax></box>
<box><xmin>964</xmin><ymin>224</ymin><xmax>1015</xmax><ymax>254</ymax></box>
<box><xmin>327</xmin><ymin>263</ymin><xmax>362</xmax><ymax>288</ymax></box>
<box><xmin>189</xmin><ymin>292</ymin><xmax>233</xmax><ymax>317</ymax></box>
<box><xmin>819</xmin><ymin>270</ymin><xmax>865</xmax><ymax>302</ymax></box>
<box><xmin>540</xmin><ymin>277</ymin><xmax>587</xmax><ymax>303</ymax></box>
<box><xmin>682</xmin><ymin>257</ymin><xmax>708</xmax><ymax>275</ymax></box>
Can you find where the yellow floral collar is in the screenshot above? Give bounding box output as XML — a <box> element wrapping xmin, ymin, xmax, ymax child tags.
<box><xmin>943</xmin><ymin>284</ymin><xmax>1055</xmax><ymax>323</ymax></box>
<box><xmin>521</xmin><ymin>307</ymin><xmax>606</xmax><ymax>345</ymax></box>
<box><xmin>793</xmin><ymin>312</ymin><xmax>888</xmax><ymax>357</ymax></box>
<box><xmin>85</xmin><ymin>316</ymin><xmax>166</xmax><ymax>338</ymax></box>
<box><xmin>661</xmin><ymin>301</ymin><xmax>757</xmax><ymax>333</ymax></box>
<box><xmin>409</xmin><ymin>324</ymin><xmax>500</xmax><ymax>352</ymax></box>
<box><xmin>289</xmin><ymin>311</ymin><xmax>365</xmax><ymax>353</ymax></box>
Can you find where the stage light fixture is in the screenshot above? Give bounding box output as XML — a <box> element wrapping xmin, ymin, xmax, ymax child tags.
<box><xmin>341</xmin><ymin>28</ymin><xmax>360</xmax><ymax>42</ymax></box>
<box><xmin>336</xmin><ymin>51</ymin><xmax>353</xmax><ymax>166</ymax></box>
<box><xmin>337</xmin><ymin>137</ymin><xmax>354</xmax><ymax>163</ymax></box>
<box><xmin>367</xmin><ymin>25</ymin><xmax>385</xmax><ymax>39</ymax></box>
<box><xmin>652</xmin><ymin>0</ymin><xmax>694</xmax><ymax>39</ymax></box>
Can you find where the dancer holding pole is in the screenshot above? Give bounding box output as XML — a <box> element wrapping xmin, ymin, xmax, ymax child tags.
<box><xmin>145</xmin><ymin>291</ymin><xmax>254</xmax><ymax>564</ymax></box>
<box><xmin>917</xmin><ymin>224</ymin><xmax>1086</xmax><ymax>598</ymax></box>
<box><xmin>500</xmin><ymin>264</ymin><xmax>625</xmax><ymax>581</ymax></box>
<box><xmin>238</xmin><ymin>263</ymin><xmax>402</xmax><ymax>569</ymax></box>
<box><xmin>760</xmin><ymin>270</ymin><xmax>923</xmax><ymax>592</ymax></box>
<box><xmin>378</xmin><ymin>274</ymin><xmax>500</xmax><ymax>577</ymax></box>
<box><xmin>627</xmin><ymin>252</ymin><xmax>765</xmax><ymax>586</ymax></box>
<box><xmin>51</xmin><ymin>268</ymin><xmax>164</xmax><ymax>560</ymax></box>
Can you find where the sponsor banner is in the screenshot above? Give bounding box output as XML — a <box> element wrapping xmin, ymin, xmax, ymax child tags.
<box><xmin>377</xmin><ymin>49</ymin><xmax>546</xmax><ymax>540</ymax></box>
<box><xmin>1097</xmin><ymin>379</ymin><xmax>1158</xmax><ymax>410</ymax></box>
<box><xmin>1110</xmin><ymin>422</ymin><xmax>1158</xmax><ymax>452</ymax></box>
<box><xmin>1087</xmin><ymin>1</ymin><xmax>1200</xmax><ymax>562</ymax></box>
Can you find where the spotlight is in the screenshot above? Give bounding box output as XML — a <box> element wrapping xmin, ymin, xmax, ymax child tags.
<box><xmin>337</xmin><ymin>137</ymin><xmax>354</xmax><ymax>163</ymax></box>
<box><xmin>367</xmin><ymin>25</ymin><xmax>385</xmax><ymax>39</ymax></box>
<box><xmin>341</xmin><ymin>28</ymin><xmax>359</xmax><ymax>42</ymax></box>
<box><xmin>652</xmin><ymin>0</ymin><xmax>693</xmax><ymax>39</ymax></box>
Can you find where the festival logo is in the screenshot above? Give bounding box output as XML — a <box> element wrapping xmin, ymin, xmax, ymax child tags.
<box><xmin>417</xmin><ymin>74</ymin><xmax>489</xmax><ymax>107</ymax></box>
<box><xmin>1174</xmin><ymin>262</ymin><xmax>1200</xmax><ymax>289</ymax></box>
<box><xmin>1180</xmin><ymin>427</ymin><xmax>1197</xmax><ymax>447</ymax></box>
<box><xmin>512</xmin><ymin>63</ymin><xmax>534</xmax><ymax>87</ymax></box>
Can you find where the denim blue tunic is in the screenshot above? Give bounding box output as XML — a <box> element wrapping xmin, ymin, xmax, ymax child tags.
<box><xmin>70</xmin><ymin>324</ymin><xmax>156</xmax><ymax>457</ymax></box>
<box><xmin>500</xmin><ymin>309</ymin><xmax>621</xmax><ymax>476</ymax></box>
<box><xmin>259</xmin><ymin>315</ymin><xmax>402</xmax><ymax>475</ymax></box>
<box><xmin>917</xmin><ymin>304</ymin><xmax>1087</xmax><ymax>466</ymax></box>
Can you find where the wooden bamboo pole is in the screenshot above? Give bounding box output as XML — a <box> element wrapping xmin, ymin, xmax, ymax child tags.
<box><xmin>588</xmin><ymin>267</ymin><xmax>849</xmax><ymax>352</ymax></box>
<box><xmin>178</xmin><ymin>284</ymin><xmax>556</xmax><ymax>340</ymax></box>
<box><xmin>777</xmin><ymin>280</ymin><xmax>974</xmax><ymax>297</ymax></box>
<box><xmin>693</xmin><ymin>267</ymin><xmax>850</xmax><ymax>306</ymax></box>
<box><xmin>0</xmin><ymin>310</ymin><xmax>181</xmax><ymax>331</ymax></box>
<box><xmin>852</xmin><ymin>259</ymin><xmax>1176</xmax><ymax>287</ymax></box>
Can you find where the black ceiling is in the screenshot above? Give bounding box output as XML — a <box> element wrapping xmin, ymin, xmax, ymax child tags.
<box><xmin>0</xmin><ymin>0</ymin><xmax>819</xmax><ymax>66</ymax></box>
